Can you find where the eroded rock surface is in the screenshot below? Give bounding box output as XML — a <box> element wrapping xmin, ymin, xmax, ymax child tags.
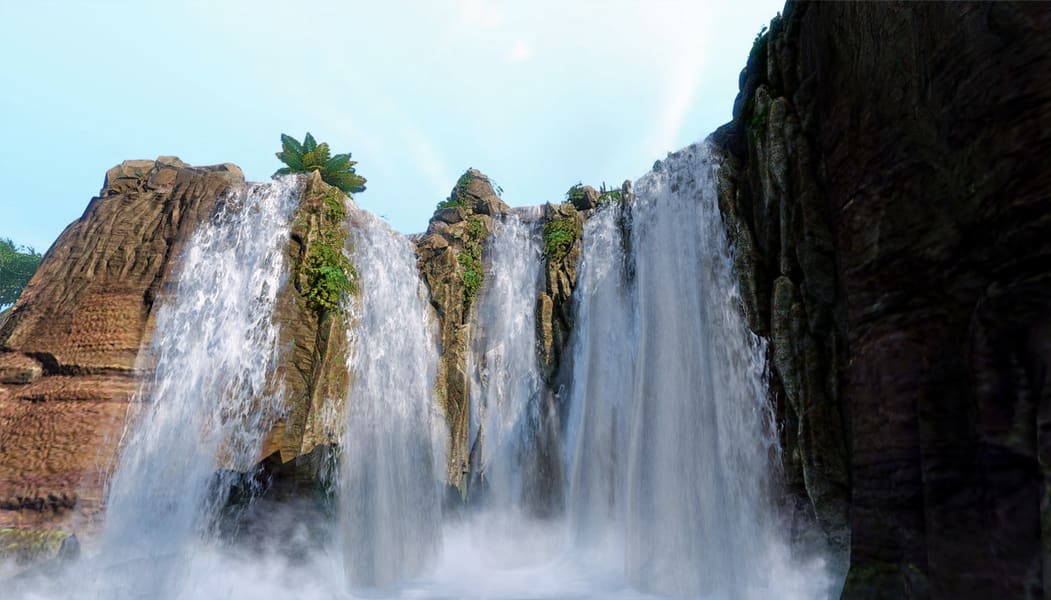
<box><xmin>0</xmin><ymin>158</ymin><xmax>244</xmax><ymax>552</ymax></box>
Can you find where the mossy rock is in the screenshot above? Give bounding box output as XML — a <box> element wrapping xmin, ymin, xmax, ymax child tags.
<box><xmin>0</xmin><ymin>528</ymin><xmax>69</xmax><ymax>565</ymax></box>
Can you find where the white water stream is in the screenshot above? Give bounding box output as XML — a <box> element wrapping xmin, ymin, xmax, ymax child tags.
<box><xmin>467</xmin><ymin>214</ymin><xmax>545</xmax><ymax>509</ymax></box>
<box><xmin>340</xmin><ymin>206</ymin><xmax>447</xmax><ymax>589</ymax></box>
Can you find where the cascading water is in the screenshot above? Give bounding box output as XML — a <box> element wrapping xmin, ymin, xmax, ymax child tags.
<box><xmin>339</xmin><ymin>206</ymin><xmax>447</xmax><ymax>588</ymax></box>
<box><xmin>467</xmin><ymin>215</ymin><xmax>545</xmax><ymax>508</ymax></box>
<box><xmin>564</xmin><ymin>203</ymin><xmax>636</xmax><ymax>547</ymax></box>
<box><xmin>86</xmin><ymin>177</ymin><xmax>302</xmax><ymax>598</ymax></box>
<box><xmin>565</xmin><ymin>142</ymin><xmax>831</xmax><ymax>599</ymax></box>
<box><xmin>7</xmin><ymin>144</ymin><xmax>836</xmax><ymax>600</ymax></box>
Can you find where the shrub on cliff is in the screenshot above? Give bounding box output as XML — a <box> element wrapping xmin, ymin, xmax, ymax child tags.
<box><xmin>274</xmin><ymin>133</ymin><xmax>367</xmax><ymax>194</ymax></box>
<box><xmin>0</xmin><ymin>239</ymin><xmax>41</xmax><ymax>308</ymax></box>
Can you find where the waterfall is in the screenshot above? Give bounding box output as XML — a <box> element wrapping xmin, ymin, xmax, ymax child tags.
<box><xmin>566</xmin><ymin>143</ymin><xmax>800</xmax><ymax>597</ymax></box>
<box><xmin>88</xmin><ymin>177</ymin><xmax>302</xmax><ymax>598</ymax></box>
<box><xmin>339</xmin><ymin>206</ymin><xmax>447</xmax><ymax>588</ymax></box>
<box><xmin>467</xmin><ymin>215</ymin><xmax>545</xmax><ymax>509</ymax></box>
<box><xmin>564</xmin><ymin>203</ymin><xmax>636</xmax><ymax>546</ymax></box>
<box><xmin>8</xmin><ymin>145</ymin><xmax>835</xmax><ymax>600</ymax></box>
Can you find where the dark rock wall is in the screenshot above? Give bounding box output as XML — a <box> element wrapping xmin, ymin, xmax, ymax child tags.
<box><xmin>714</xmin><ymin>2</ymin><xmax>1051</xmax><ymax>597</ymax></box>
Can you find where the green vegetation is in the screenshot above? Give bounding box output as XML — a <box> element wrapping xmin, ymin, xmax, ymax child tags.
<box><xmin>565</xmin><ymin>183</ymin><xmax>585</xmax><ymax>205</ymax></box>
<box><xmin>459</xmin><ymin>216</ymin><xmax>486</xmax><ymax>304</ymax></box>
<box><xmin>543</xmin><ymin>216</ymin><xmax>581</xmax><ymax>263</ymax></box>
<box><xmin>301</xmin><ymin>190</ymin><xmax>356</xmax><ymax>315</ymax></box>
<box><xmin>0</xmin><ymin>528</ymin><xmax>67</xmax><ymax>563</ymax></box>
<box><xmin>567</xmin><ymin>182</ymin><xmax>624</xmax><ymax>206</ymax></box>
<box><xmin>437</xmin><ymin>172</ymin><xmax>474</xmax><ymax>210</ymax></box>
<box><xmin>274</xmin><ymin>133</ymin><xmax>366</xmax><ymax>194</ymax></box>
<box><xmin>0</xmin><ymin>239</ymin><xmax>42</xmax><ymax>308</ymax></box>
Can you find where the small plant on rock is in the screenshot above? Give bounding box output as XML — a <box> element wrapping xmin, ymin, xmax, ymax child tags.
<box><xmin>543</xmin><ymin>217</ymin><xmax>581</xmax><ymax>263</ymax></box>
<box><xmin>274</xmin><ymin>133</ymin><xmax>366</xmax><ymax>194</ymax></box>
<box><xmin>301</xmin><ymin>190</ymin><xmax>356</xmax><ymax>315</ymax></box>
<box><xmin>459</xmin><ymin>216</ymin><xmax>487</xmax><ymax>304</ymax></box>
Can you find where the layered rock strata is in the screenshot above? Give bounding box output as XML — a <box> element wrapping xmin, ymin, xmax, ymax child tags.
<box><xmin>0</xmin><ymin>158</ymin><xmax>244</xmax><ymax>539</ymax></box>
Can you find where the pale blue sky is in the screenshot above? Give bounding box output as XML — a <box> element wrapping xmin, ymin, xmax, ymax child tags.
<box><xmin>0</xmin><ymin>0</ymin><xmax>781</xmax><ymax>252</ymax></box>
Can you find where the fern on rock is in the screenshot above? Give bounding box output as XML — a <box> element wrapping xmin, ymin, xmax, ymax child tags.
<box><xmin>274</xmin><ymin>132</ymin><xmax>367</xmax><ymax>194</ymax></box>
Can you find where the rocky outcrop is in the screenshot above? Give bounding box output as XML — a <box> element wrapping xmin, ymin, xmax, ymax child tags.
<box><xmin>0</xmin><ymin>157</ymin><xmax>244</xmax><ymax>551</ymax></box>
<box><xmin>0</xmin><ymin>162</ymin><xmax>362</xmax><ymax>560</ymax></box>
<box><xmin>537</xmin><ymin>201</ymin><xmax>584</xmax><ymax>382</ymax></box>
<box><xmin>714</xmin><ymin>2</ymin><xmax>1051</xmax><ymax>597</ymax></box>
<box><xmin>414</xmin><ymin>172</ymin><xmax>610</xmax><ymax>499</ymax></box>
<box><xmin>255</xmin><ymin>172</ymin><xmax>353</xmax><ymax>488</ymax></box>
<box><xmin>415</xmin><ymin>169</ymin><xmax>510</xmax><ymax>492</ymax></box>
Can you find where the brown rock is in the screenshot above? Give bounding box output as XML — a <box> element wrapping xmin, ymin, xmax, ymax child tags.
<box><xmin>0</xmin><ymin>353</ymin><xmax>43</xmax><ymax>384</ymax></box>
<box><xmin>1</xmin><ymin>158</ymin><xmax>244</xmax><ymax>371</ymax></box>
<box><xmin>263</xmin><ymin>172</ymin><xmax>351</xmax><ymax>468</ymax></box>
<box><xmin>434</xmin><ymin>207</ymin><xmax>467</xmax><ymax>224</ymax></box>
<box><xmin>0</xmin><ymin>158</ymin><xmax>243</xmax><ymax>538</ymax></box>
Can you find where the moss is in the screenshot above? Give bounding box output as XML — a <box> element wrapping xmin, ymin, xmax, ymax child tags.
<box><xmin>597</xmin><ymin>189</ymin><xmax>623</xmax><ymax>204</ymax></box>
<box><xmin>0</xmin><ymin>528</ymin><xmax>67</xmax><ymax>563</ymax></box>
<box><xmin>543</xmin><ymin>217</ymin><xmax>581</xmax><ymax>263</ymax></box>
<box><xmin>437</xmin><ymin>172</ymin><xmax>474</xmax><ymax>210</ymax></box>
<box><xmin>459</xmin><ymin>215</ymin><xmax>486</xmax><ymax>305</ymax></box>
<box><xmin>459</xmin><ymin>251</ymin><xmax>482</xmax><ymax>302</ymax></box>
<box><xmin>466</xmin><ymin>215</ymin><xmax>485</xmax><ymax>240</ymax></box>
<box><xmin>301</xmin><ymin>189</ymin><xmax>355</xmax><ymax>315</ymax></box>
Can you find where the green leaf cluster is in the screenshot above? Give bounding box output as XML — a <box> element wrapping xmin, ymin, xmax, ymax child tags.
<box><xmin>459</xmin><ymin>216</ymin><xmax>486</xmax><ymax>304</ymax></box>
<box><xmin>543</xmin><ymin>217</ymin><xmax>581</xmax><ymax>263</ymax></box>
<box><xmin>275</xmin><ymin>133</ymin><xmax>366</xmax><ymax>195</ymax></box>
<box><xmin>597</xmin><ymin>190</ymin><xmax>623</xmax><ymax>204</ymax></box>
<box><xmin>0</xmin><ymin>239</ymin><xmax>41</xmax><ymax>308</ymax></box>
<box><xmin>301</xmin><ymin>191</ymin><xmax>355</xmax><ymax>315</ymax></box>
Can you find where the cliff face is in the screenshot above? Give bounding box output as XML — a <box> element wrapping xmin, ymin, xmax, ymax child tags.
<box><xmin>0</xmin><ymin>163</ymin><xmax>359</xmax><ymax>561</ymax></box>
<box><xmin>414</xmin><ymin>172</ymin><xmax>599</xmax><ymax>501</ymax></box>
<box><xmin>415</xmin><ymin>170</ymin><xmax>512</xmax><ymax>492</ymax></box>
<box><xmin>255</xmin><ymin>172</ymin><xmax>354</xmax><ymax>486</ymax></box>
<box><xmin>714</xmin><ymin>2</ymin><xmax>1051</xmax><ymax>597</ymax></box>
<box><xmin>0</xmin><ymin>158</ymin><xmax>243</xmax><ymax>539</ymax></box>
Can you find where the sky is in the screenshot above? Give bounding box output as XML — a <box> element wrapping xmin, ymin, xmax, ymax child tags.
<box><xmin>0</xmin><ymin>0</ymin><xmax>782</xmax><ymax>253</ymax></box>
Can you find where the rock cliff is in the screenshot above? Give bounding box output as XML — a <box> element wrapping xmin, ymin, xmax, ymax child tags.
<box><xmin>0</xmin><ymin>163</ymin><xmax>360</xmax><ymax>562</ymax></box>
<box><xmin>713</xmin><ymin>2</ymin><xmax>1051</xmax><ymax>597</ymax></box>
<box><xmin>0</xmin><ymin>157</ymin><xmax>243</xmax><ymax>544</ymax></box>
<box><xmin>415</xmin><ymin>169</ymin><xmax>512</xmax><ymax>492</ymax></box>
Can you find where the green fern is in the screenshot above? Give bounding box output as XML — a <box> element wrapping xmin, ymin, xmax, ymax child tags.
<box><xmin>274</xmin><ymin>132</ymin><xmax>367</xmax><ymax>194</ymax></box>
